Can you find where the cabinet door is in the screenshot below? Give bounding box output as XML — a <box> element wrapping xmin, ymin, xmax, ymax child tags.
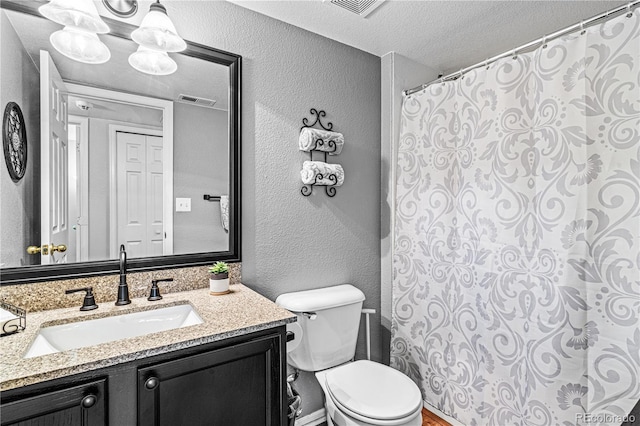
<box><xmin>1</xmin><ymin>379</ymin><xmax>106</xmax><ymax>426</ymax></box>
<box><xmin>138</xmin><ymin>334</ymin><xmax>283</xmax><ymax>426</ymax></box>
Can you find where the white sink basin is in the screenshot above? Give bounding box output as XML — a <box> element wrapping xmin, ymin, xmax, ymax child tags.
<box><xmin>24</xmin><ymin>304</ymin><xmax>203</xmax><ymax>359</ymax></box>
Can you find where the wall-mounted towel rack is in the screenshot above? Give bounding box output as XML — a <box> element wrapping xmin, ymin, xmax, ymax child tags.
<box><xmin>299</xmin><ymin>109</ymin><xmax>343</xmax><ymax>197</ymax></box>
<box><xmin>203</xmin><ymin>194</ymin><xmax>221</xmax><ymax>202</ymax></box>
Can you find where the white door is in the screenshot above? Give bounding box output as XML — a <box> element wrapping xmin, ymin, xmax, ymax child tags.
<box><xmin>116</xmin><ymin>132</ymin><xmax>164</xmax><ymax>258</ymax></box>
<box><xmin>39</xmin><ymin>51</ymin><xmax>69</xmax><ymax>265</ymax></box>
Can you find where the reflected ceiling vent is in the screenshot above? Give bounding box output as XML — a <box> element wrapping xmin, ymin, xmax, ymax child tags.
<box><xmin>330</xmin><ymin>0</ymin><xmax>385</xmax><ymax>17</ymax></box>
<box><xmin>176</xmin><ymin>94</ymin><xmax>217</xmax><ymax>108</ymax></box>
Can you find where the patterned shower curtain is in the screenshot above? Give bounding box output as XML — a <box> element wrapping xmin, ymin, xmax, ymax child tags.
<box><xmin>391</xmin><ymin>10</ymin><xmax>640</xmax><ymax>426</ymax></box>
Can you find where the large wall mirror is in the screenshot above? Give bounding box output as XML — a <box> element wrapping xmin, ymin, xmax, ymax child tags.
<box><xmin>0</xmin><ymin>1</ymin><xmax>241</xmax><ymax>284</ymax></box>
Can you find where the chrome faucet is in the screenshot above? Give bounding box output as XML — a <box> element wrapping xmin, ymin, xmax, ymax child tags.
<box><xmin>115</xmin><ymin>244</ymin><xmax>131</xmax><ymax>305</ymax></box>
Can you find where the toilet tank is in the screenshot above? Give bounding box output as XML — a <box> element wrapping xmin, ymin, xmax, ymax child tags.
<box><xmin>276</xmin><ymin>284</ymin><xmax>365</xmax><ymax>372</ymax></box>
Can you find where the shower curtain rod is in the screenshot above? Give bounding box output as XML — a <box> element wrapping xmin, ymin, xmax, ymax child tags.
<box><xmin>403</xmin><ymin>0</ymin><xmax>639</xmax><ymax>97</ymax></box>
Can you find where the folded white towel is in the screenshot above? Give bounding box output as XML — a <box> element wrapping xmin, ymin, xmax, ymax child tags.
<box><xmin>300</xmin><ymin>161</ymin><xmax>344</xmax><ymax>186</ymax></box>
<box><xmin>299</xmin><ymin>128</ymin><xmax>344</xmax><ymax>155</ymax></box>
<box><xmin>220</xmin><ymin>195</ymin><xmax>229</xmax><ymax>232</ymax></box>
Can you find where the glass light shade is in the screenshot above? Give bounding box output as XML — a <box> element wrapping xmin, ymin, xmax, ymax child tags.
<box><xmin>131</xmin><ymin>3</ymin><xmax>187</xmax><ymax>52</ymax></box>
<box><xmin>39</xmin><ymin>0</ymin><xmax>110</xmax><ymax>34</ymax></box>
<box><xmin>128</xmin><ymin>46</ymin><xmax>177</xmax><ymax>76</ymax></box>
<box><xmin>50</xmin><ymin>27</ymin><xmax>111</xmax><ymax>64</ymax></box>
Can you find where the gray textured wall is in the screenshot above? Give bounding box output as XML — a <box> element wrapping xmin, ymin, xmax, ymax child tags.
<box><xmin>0</xmin><ymin>13</ymin><xmax>41</xmax><ymax>268</ymax></box>
<box><xmin>173</xmin><ymin>104</ymin><xmax>229</xmax><ymax>254</ymax></box>
<box><xmin>167</xmin><ymin>1</ymin><xmax>382</xmax><ymax>415</ymax></box>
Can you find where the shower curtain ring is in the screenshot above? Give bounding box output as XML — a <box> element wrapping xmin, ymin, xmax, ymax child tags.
<box><xmin>580</xmin><ymin>20</ymin><xmax>586</xmax><ymax>35</ymax></box>
<box><xmin>512</xmin><ymin>49</ymin><xmax>517</xmax><ymax>60</ymax></box>
<box><xmin>484</xmin><ymin>59</ymin><xmax>489</xmax><ymax>70</ymax></box>
<box><xmin>542</xmin><ymin>35</ymin><xmax>547</xmax><ymax>48</ymax></box>
<box><xmin>627</xmin><ymin>2</ymin><xmax>633</xmax><ymax>17</ymax></box>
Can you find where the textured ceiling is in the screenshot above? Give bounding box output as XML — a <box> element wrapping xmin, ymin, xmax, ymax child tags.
<box><xmin>227</xmin><ymin>0</ymin><xmax>627</xmax><ymax>74</ymax></box>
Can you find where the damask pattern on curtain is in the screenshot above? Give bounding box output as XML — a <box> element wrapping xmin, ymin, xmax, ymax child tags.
<box><xmin>392</xmin><ymin>10</ymin><xmax>640</xmax><ymax>426</ymax></box>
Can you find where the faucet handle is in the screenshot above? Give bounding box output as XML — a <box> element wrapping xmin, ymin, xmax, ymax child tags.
<box><xmin>65</xmin><ymin>287</ymin><xmax>98</xmax><ymax>311</ymax></box>
<box><xmin>148</xmin><ymin>278</ymin><xmax>173</xmax><ymax>301</ymax></box>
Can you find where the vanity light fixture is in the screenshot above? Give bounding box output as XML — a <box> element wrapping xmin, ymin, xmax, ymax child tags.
<box><xmin>128</xmin><ymin>45</ymin><xmax>177</xmax><ymax>75</ymax></box>
<box><xmin>50</xmin><ymin>27</ymin><xmax>111</xmax><ymax>64</ymax></box>
<box><xmin>131</xmin><ymin>0</ymin><xmax>187</xmax><ymax>53</ymax></box>
<box><xmin>38</xmin><ymin>0</ymin><xmax>110</xmax><ymax>34</ymax></box>
<box><xmin>39</xmin><ymin>0</ymin><xmax>111</xmax><ymax>64</ymax></box>
<box><xmin>103</xmin><ymin>0</ymin><xmax>138</xmax><ymax>18</ymax></box>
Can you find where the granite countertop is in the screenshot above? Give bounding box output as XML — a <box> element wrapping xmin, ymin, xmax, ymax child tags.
<box><xmin>0</xmin><ymin>284</ymin><xmax>296</xmax><ymax>391</ymax></box>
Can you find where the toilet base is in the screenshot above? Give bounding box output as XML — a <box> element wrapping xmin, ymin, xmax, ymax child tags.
<box><xmin>324</xmin><ymin>400</ymin><xmax>422</xmax><ymax>426</ymax></box>
<box><xmin>316</xmin><ymin>367</ymin><xmax>423</xmax><ymax>426</ymax></box>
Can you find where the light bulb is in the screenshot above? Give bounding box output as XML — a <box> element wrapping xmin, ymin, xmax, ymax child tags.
<box><xmin>128</xmin><ymin>45</ymin><xmax>177</xmax><ymax>76</ymax></box>
<box><xmin>39</xmin><ymin>0</ymin><xmax>109</xmax><ymax>34</ymax></box>
<box><xmin>131</xmin><ymin>2</ymin><xmax>186</xmax><ymax>52</ymax></box>
<box><xmin>50</xmin><ymin>27</ymin><xmax>111</xmax><ymax>64</ymax></box>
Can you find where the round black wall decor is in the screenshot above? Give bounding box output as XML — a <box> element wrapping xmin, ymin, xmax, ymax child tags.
<box><xmin>3</xmin><ymin>102</ymin><xmax>27</xmax><ymax>182</ymax></box>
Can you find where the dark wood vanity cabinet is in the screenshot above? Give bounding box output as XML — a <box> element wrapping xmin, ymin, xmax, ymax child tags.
<box><xmin>1</xmin><ymin>327</ymin><xmax>287</xmax><ymax>426</ymax></box>
<box><xmin>138</xmin><ymin>335</ymin><xmax>281</xmax><ymax>426</ymax></box>
<box><xmin>1</xmin><ymin>379</ymin><xmax>107</xmax><ymax>426</ymax></box>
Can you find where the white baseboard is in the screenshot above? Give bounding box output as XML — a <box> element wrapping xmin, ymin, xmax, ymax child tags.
<box><xmin>296</xmin><ymin>408</ymin><xmax>327</xmax><ymax>426</ymax></box>
<box><xmin>424</xmin><ymin>402</ymin><xmax>466</xmax><ymax>426</ymax></box>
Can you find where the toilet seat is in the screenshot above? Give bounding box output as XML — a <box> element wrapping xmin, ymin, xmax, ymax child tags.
<box><xmin>324</xmin><ymin>360</ymin><xmax>423</xmax><ymax>426</ymax></box>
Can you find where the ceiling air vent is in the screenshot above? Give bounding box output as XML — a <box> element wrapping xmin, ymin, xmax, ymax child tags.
<box><xmin>176</xmin><ymin>94</ymin><xmax>217</xmax><ymax>108</ymax></box>
<box><xmin>330</xmin><ymin>0</ymin><xmax>385</xmax><ymax>17</ymax></box>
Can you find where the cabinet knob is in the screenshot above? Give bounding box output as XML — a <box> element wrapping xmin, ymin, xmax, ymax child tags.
<box><xmin>81</xmin><ymin>394</ymin><xmax>97</xmax><ymax>409</ymax></box>
<box><xmin>145</xmin><ymin>377</ymin><xmax>159</xmax><ymax>390</ymax></box>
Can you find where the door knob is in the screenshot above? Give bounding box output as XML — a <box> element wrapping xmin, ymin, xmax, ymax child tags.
<box><xmin>50</xmin><ymin>244</ymin><xmax>67</xmax><ymax>253</ymax></box>
<box><xmin>26</xmin><ymin>245</ymin><xmax>51</xmax><ymax>255</ymax></box>
<box><xmin>26</xmin><ymin>246</ymin><xmax>42</xmax><ymax>255</ymax></box>
<box><xmin>27</xmin><ymin>244</ymin><xmax>67</xmax><ymax>255</ymax></box>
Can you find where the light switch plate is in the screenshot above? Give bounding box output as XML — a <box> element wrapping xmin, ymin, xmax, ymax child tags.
<box><xmin>176</xmin><ymin>198</ymin><xmax>191</xmax><ymax>212</ymax></box>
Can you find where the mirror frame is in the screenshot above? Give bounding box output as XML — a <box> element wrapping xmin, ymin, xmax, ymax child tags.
<box><xmin>0</xmin><ymin>1</ymin><xmax>241</xmax><ymax>285</ymax></box>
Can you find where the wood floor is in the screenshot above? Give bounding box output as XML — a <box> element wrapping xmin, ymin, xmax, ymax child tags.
<box><xmin>318</xmin><ymin>407</ymin><xmax>451</xmax><ymax>426</ymax></box>
<box><xmin>422</xmin><ymin>407</ymin><xmax>452</xmax><ymax>426</ymax></box>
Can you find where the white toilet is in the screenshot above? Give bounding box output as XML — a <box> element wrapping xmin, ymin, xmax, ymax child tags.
<box><xmin>276</xmin><ymin>285</ymin><xmax>423</xmax><ymax>426</ymax></box>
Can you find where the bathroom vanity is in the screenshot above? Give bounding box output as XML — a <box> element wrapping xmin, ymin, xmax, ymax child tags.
<box><xmin>0</xmin><ymin>286</ymin><xmax>296</xmax><ymax>425</ymax></box>
<box><xmin>0</xmin><ymin>2</ymin><xmax>290</xmax><ymax>423</ymax></box>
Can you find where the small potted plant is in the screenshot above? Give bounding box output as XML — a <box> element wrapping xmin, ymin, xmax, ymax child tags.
<box><xmin>209</xmin><ymin>261</ymin><xmax>230</xmax><ymax>295</ymax></box>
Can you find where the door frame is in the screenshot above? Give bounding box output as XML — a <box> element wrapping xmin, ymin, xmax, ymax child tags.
<box><xmin>68</xmin><ymin>115</ymin><xmax>89</xmax><ymax>262</ymax></box>
<box><xmin>109</xmin><ymin>125</ymin><xmax>172</xmax><ymax>258</ymax></box>
<box><xmin>64</xmin><ymin>83</ymin><xmax>174</xmax><ymax>259</ymax></box>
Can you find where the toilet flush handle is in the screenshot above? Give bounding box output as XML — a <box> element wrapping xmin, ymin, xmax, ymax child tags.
<box><xmin>302</xmin><ymin>312</ymin><xmax>317</xmax><ymax>320</ymax></box>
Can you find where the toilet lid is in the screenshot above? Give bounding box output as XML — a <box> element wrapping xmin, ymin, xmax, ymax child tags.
<box><xmin>325</xmin><ymin>360</ymin><xmax>422</xmax><ymax>422</ymax></box>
